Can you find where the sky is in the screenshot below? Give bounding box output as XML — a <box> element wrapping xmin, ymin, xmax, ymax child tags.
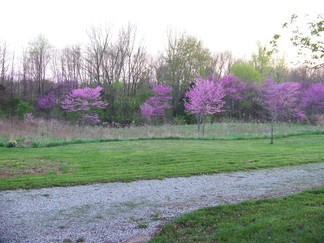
<box><xmin>0</xmin><ymin>0</ymin><xmax>323</xmax><ymax>61</ymax></box>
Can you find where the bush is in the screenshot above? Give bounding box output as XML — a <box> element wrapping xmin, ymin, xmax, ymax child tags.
<box><xmin>5</xmin><ymin>139</ymin><xmax>17</xmax><ymax>148</ymax></box>
<box><xmin>16</xmin><ymin>100</ymin><xmax>34</xmax><ymax>119</ymax></box>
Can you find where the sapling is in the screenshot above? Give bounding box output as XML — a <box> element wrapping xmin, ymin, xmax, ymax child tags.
<box><xmin>184</xmin><ymin>77</ymin><xmax>225</xmax><ymax>136</ymax></box>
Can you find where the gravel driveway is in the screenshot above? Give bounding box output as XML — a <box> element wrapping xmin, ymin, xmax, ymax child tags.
<box><xmin>1</xmin><ymin>162</ymin><xmax>324</xmax><ymax>243</ymax></box>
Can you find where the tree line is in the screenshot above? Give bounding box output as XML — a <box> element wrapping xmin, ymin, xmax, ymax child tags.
<box><xmin>0</xmin><ymin>22</ymin><xmax>323</xmax><ymax>125</ymax></box>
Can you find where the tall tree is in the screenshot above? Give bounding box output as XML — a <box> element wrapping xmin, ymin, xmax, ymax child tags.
<box><xmin>268</xmin><ymin>56</ymin><xmax>289</xmax><ymax>82</ymax></box>
<box><xmin>209</xmin><ymin>51</ymin><xmax>234</xmax><ymax>80</ymax></box>
<box><xmin>230</xmin><ymin>62</ymin><xmax>262</xmax><ymax>83</ymax></box>
<box><xmin>0</xmin><ymin>40</ymin><xmax>8</xmax><ymax>85</ymax></box>
<box><xmin>84</xmin><ymin>26</ymin><xmax>111</xmax><ymax>86</ymax></box>
<box><xmin>252</xmin><ymin>42</ymin><xmax>272</xmax><ymax>79</ymax></box>
<box><xmin>20</xmin><ymin>49</ymin><xmax>33</xmax><ymax>99</ymax></box>
<box><xmin>51</xmin><ymin>45</ymin><xmax>84</xmax><ymax>83</ymax></box>
<box><xmin>158</xmin><ymin>32</ymin><xmax>212</xmax><ymax>115</ymax></box>
<box><xmin>105</xmin><ymin>25</ymin><xmax>150</xmax><ymax>124</ymax></box>
<box><xmin>27</xmin><ymin>35</ymin><xmax>53</xmax><ymax>95</ymax></box>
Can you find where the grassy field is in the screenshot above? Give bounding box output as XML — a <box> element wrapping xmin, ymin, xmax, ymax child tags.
<box><xmin>151</xmin><ymin>187</ymin><xmax>324</xmax><ymax>242</ymax></box>
<box><xmin>1</xmin><ymin>134</ymin><xmax>323</xmax><ymax>190</ymax></box>
<box><xmin>1</xmin><ymin>118</ymin><xmax>323</xmax><ymax>147</ymax></box>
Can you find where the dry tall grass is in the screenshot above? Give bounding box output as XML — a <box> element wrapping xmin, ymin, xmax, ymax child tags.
<box><xmin>0</xmin><ymin>117</ymin><xmax>323</xmax><ymax>147</ymax></box>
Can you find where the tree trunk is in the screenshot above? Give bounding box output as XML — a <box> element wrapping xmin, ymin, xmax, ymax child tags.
<box><xmin>197</xmin><ymin>114</ymin><xmax>201</xmax><ymax>133</ymax></box>
<box><xmin>270</xmin><ymin>119</ymin><xmax>274</xmax><ymax>144</ymax></box>
<box><xmin>202</xmin><ymin>117</ymin><xmax>206</xmax><ymax>137</ymax></box>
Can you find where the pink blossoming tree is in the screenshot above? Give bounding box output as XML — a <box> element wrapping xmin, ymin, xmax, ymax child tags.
<box><xmin>261</xmin><ymin>79</ymin><xmax>304</xmax><ymax>144</ymax></box>
<box><xmin>140</xmin><ymin>85</ymin><xmax>172</xmax><ymax>123</ymax></box>
<box><xmin>219</xmin><ymin>75</ymin><xmax>247</xmax><ymax>118</ymax></box>
<box><xmin>36</xmin><ymin>92</ymin><xmax>57</xmax><ymax>110</ymax></box>
<box><xmin>36</xmin><ymin>92</ymin><xmax>57</xmax><ymax>118</ymax></box>
<box><xmin>184</xmin><ymin>77</ymin><xmax>225</xmax><ymax>135</ymax></box>
<box><xmin>302</xmin><ymin>82</ymin><xmax>324</xmax><ymax>116</ymax></box>
<box><xmin>61</xmin><ymin>86</ymin><xmax>108</xmax><ymax>125</ymax></box>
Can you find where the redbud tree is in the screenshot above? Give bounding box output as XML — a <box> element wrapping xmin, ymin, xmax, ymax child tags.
<box><xmin>61</xmin><ymin>86</ymin><xmax>108</xmax><ymax>125</ymax></box>
<box><xmin>36</xmin><ymin>92</ymin><xmax>57</xmax><ymax>110</ymax></box>
<box><xmin>36</xmin><ymin>80</ymin><xmax>78</xmax><ymax>117</ymax></box>
<box><xmin>219</xmin><ymin>75</ymin><xmax>247</xmax><ymax>118</ymax></box>
<box><xmin>302</xmin><ymin>82</ymin><xmax>324</xmax><ymax>117</ymax></box>
<box><xmin>184</xmin><ymin>77</ymin><xmax>225</xmax><ymax>135</ymax></box>
<box><xmin>261</xmin><ymin>79</ymin><xmax>304</xmax><ymax>144</ymax></box>
<box><xmin>140</xmin><ymin>85</ymin><xmax>172</xmax><ymax>123</ymax></box>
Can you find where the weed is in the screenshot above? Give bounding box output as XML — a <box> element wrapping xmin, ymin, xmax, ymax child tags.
<box><xmin>1</xmin><ymin>118</ymin><xmax>323</xmax><ymax>147</ymax></box>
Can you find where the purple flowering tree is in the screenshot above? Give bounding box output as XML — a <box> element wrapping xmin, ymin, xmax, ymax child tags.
<box><xmin>36</xmin><ymin>92</ymin><xmax>57</xmax><ymax>110</ymax></box>
<box><xmin>36</xmin><ymin>92</ymin><xmax>57</xmax><ymax>118</ymax></box>
<box><xmin>219</xmin><ymin>75</ymin><xmax>247</xmax><ymax>118</ymax></box>
<box><xmin>140</xmin><ymin>85</ymin><xmax>172</xmax><ymax>123</ymax></box>
<box><xmin>184</xmin><ymin>77</ymin><xmax>225</xmax><ymax>135</ymax></box>
<box><xmin>61</xmin><ymin>86</ymin><xmax>108</xmax><ymax>125</ymax></box>
<box><xmin>261</xmin><ymin>79</ymin><xmax>304</xmax><ymax>144</ymax></box>
<box><xmin>53</xmin><ymin>80</ymin><xmax>78</xmax><ymax>100</ymax></box>
<box><xmin>302</xmin><ymin>82</ymin><xmax>324</xmax><ymax>119</ymax></box>
<box><xmin>140</xmin><ymin>102</ymin><xmax>155</xmax><ymax>119</ymax></box>
<box><xmin>36</xmin><ymin>80</ymin><xmax>78</xmax><ymax>118</ymax></box>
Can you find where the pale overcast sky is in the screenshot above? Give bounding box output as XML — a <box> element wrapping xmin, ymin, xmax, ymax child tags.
<box><xmin>0</xmin><ymin>0</ymin><xmax>323</xmax><ymax>60</ymax></box>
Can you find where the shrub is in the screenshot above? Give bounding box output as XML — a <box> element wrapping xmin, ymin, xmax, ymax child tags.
<box><xmin>5</xmin><ymin>139</ymin><xmax>17</xmax><ymax>148</ymax></box>
<box><xmin>16</xmin><ymin>100</ymin><xmax>34</xmax><ymax>119</ymax></box>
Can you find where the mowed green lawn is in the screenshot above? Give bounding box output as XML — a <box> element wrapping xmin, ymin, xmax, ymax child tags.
<box><xmin>151</xmin><ymin>187</ymin><xmax>324</xmax><ymax>242</ymax></box>
<box><xmin>0</xmin><ymin>134</ymin><xmax>323</xmax><ymax>190</ymax></box>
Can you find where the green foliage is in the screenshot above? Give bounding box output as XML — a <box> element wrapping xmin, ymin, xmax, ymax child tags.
<box><xmin>0</xmin><ymin>109</ymin><xmax>5</xmax><ymax>117</ymax></box>
<box><xmin>270</xmin><ymin>14</ymin><xmax>324</xmax><ymax>68</ymax></box>
<box><xmin>252</xmin><ymin>43</ymin><xmax>272</xmax><ymax>79</ymax></box>
<box><xmin>0</xmin><ymin>134</ymin><xmax>323</xmax><ymax>190</ymax></box>
<box><xmin>0</xmin><ymin>98</ymin><xmax>34</xmax><ymax>119</ymax></box>
<box><xmin>160</xmin><ymin>33</ymin><xmax>213</xmax><ymax>116</ymax></box>
<box><xmin>16</xmin><ymin>100</ymin><xmax>34</xmax><ymax>119</ymax></box>
<box><xmin>63</xmin><ymin>109</ymin><xmax>80</xmax><ymax>122</ymax></box>
<box><xmin>152</xmin><ymin>187</ymin><xmax>324</xmax><ymax>242</ymax></box>
<box><xmin>108</xmin><ymin>81</ymin><xmax>151</xmax><ymax>124</ymax></box>
<box><xmin>174</xmin><ymin>113</ymin><xmax>196</xmax><ymax>125</ymax></box>
<box><xmin>1</xmin><ymin>97</ymin><xmax>20</xmax><ymax>117</ymax></box>
<box><xmin>4</xmin><ymin>139</ymin><xmax>17</xmax><ymax>148</ymax></box>
<box><xmin>250</xmin><ymin>43</ymin><xmax>289</xmax><ymax>82</ymax></box>
<box><xmin>230</xmin><ymin>62</ymin><xmax>262</xmax><ymax>83</ymax></box>
<box><xmin>268</xmin><ymin>56</ymin><xmax>289</xmax><ymax>82</ymax></box>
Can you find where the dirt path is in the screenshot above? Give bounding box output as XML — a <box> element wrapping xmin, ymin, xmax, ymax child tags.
<box><xmin>1</xmin><ymin>162</ymin><xmax>323</xmax><ymax>243</ymax></box>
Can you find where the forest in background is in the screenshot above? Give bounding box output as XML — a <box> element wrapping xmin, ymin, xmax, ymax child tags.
<box><xmin>0</xmin><ymin>15</ymin><xmax>323</xmax><ymax>126</ymax></box>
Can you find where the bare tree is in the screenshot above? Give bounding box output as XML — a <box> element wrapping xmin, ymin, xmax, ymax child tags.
<box><xmin>19</xmin><ymin>49</ymin><xmax>33</xmax><ymax>99</ymax></box>
<box><xmin>117</xmin><ymin>25</ymin><xmax>149</xmax><ymax>96</ymax></box>
<box><xmin>65</xmin><ymin>45</ymin><xmax>83</xmax><ymax>82</ymax></box>
<box><xmin>28</xmin><ymin>35</ymin><xmax>53</xmax><ymax>95</ymax></box>
<box><xmin>288</xmin><ymin>65</ymin><xmax>324</xmax><ymax>82</ymax></box>
<box><xmin>84</xmin><ymin>26</ymin><xmax>111</xmax><ymax>86</ymax></box>
<box><xmin>0</xmin><ymin>41</ymin><xmax>8</xmax><ymax>85</ymax></box>
<box><xmin>210</xmin><ymin>51</ymin><xmax>234</xmax><ymax>79</ymax></box>
<box><xmin>51</xmin><ymin>45</ymin><xmax>84</xmax><ymax>83</ymax></box>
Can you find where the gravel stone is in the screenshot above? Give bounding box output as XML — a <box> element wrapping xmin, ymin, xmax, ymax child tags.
<box><xmin>1</xmin><ymin>162</ymin><xmax>323</xmax><ymax>243</ymax></box>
